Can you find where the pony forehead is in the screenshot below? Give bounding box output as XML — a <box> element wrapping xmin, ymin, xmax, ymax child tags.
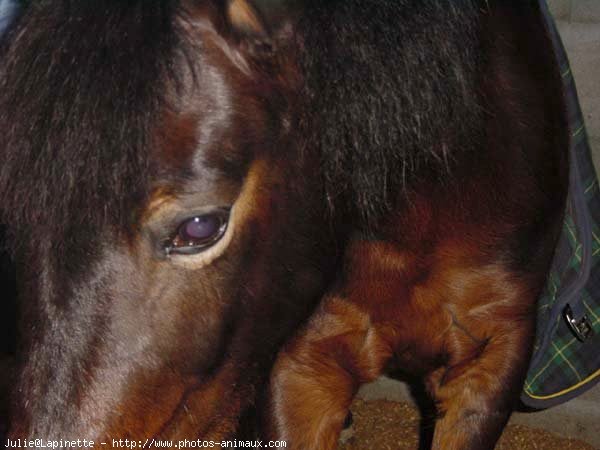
<box><xmin>0</xmin><ymin>1</ymin><xmax>213</xmax><ymax>251</ymax></box>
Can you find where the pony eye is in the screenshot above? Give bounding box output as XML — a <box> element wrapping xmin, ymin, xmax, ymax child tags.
<box><xmin>165</xmin><ymin>210</ymin><xmax>229</xmax><ymax>256</ymax></box>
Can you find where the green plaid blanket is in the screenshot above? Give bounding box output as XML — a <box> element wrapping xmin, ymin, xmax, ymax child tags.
<box><xmin>521</xmin><ymin>2</ymin><xmax>600</xmax><ymax>408</ymax></box>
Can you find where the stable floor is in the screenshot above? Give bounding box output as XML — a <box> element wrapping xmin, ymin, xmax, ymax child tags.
<box><xmin>338</xmin><ymin>398</ymin><xmax>595</xmax><ymax>450</ymax></box>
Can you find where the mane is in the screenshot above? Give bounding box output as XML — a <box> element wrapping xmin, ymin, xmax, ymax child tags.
<box><xmin>296</xmin><ymin>0</ymin><xmax>484</xmax><ymax>230</ymax></box>
<box><xmin>0</xmin><ymin>0</ymin><xmax>488</xmax><ymax>253</ymax></box>
<box><xmin>0</xmin><ymin>1</ymin><xmax>186</xmax><ymax>258</ymax></box>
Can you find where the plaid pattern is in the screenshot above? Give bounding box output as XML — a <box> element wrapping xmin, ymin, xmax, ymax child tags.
<box><xmin>521</xmin><ymin>2</ymin><xmax>600</xmax><ymax>408</ymax></box>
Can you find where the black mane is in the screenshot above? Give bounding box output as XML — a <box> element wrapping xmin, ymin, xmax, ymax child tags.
<box><xmin>0</xmin><ymin>1</ymin><xmax>183</xmax><ymax>256</ymax></box>
<box><xmin>0</xmin><ymin>0</ymin><xmax>487</xmax><ymax>251</ymax></box>
<box><xmin>297</xmin><ymin>0</ymin><xmax>484</xmax><ymax>229</ymax></box>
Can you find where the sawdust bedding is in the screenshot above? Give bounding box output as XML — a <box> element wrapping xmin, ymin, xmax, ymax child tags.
<box><xmin>338</xmin><ymin>399</ymin><xmax>595</xmax><ymax>450</ymax></box>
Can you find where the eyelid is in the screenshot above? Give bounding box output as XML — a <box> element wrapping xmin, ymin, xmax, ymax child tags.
<box><xmin>165</xmin><ymin>209</ymin><xmax>230</xmax><ymax>256</ymax></box>
<box><xmin>164</xmin><ymin>205</ymin><xmax>236</xmax><ymax>269</ymax></box>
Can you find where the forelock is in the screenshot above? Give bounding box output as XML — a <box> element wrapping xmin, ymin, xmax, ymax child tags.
<box><xmin>0</xmin><ymin>1</ymin><xmax>191</xmax><ymax>257</ymax></box>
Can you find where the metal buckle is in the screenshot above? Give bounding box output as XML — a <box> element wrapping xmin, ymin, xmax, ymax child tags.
<box><xmin>564</xmin><ymin>304</ymin><xmax>593</xmax><ymax>342</ymax></box>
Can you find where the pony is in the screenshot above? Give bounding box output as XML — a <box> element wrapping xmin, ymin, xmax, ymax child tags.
<box><xmin>0</xmin><ymin>0</ymin><xmax>339</xmax><ymax>441</ymax></box>
<box><xmin>0</xmin><ymin>1</ymin><xmax>569</xmax><ymax>449</ymax></box>
<box><xmin>261</xmin><ymin>0</ymin><xmax>569</xmax><ymax>449</ymax></box>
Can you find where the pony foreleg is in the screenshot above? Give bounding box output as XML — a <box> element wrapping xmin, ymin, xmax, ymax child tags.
<box><xmin>267</xmin><ymin>294</ymin><xmax>391</xmax><ymax>450</ymax></box>
<box><xmin>426</xmin><ymin>317</ymin><xmax>535</xmax><ymax>450</ymax></box>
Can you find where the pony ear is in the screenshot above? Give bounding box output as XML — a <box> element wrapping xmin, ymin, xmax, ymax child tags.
<box><xmin>226</xmin><ymin>0</ymin><xmax>269</xmax><ymax>38</ymax></box>
<box><xmin>222</xmin><ymin>0</ymin><xmax>298</xmax><ymax>61</ymax></box>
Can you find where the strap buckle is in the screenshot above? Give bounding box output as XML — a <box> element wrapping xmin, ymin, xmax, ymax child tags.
<box><xmin>564</xmin><ymin>304</ymin><xmax>593</xmax><ymax>342</ymax></box>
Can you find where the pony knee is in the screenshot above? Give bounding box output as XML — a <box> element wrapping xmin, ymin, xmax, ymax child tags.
<box><xmin>268</xmin><ymin>352</ymin><xmax>356</xmax><ymax>450</ymax></box>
